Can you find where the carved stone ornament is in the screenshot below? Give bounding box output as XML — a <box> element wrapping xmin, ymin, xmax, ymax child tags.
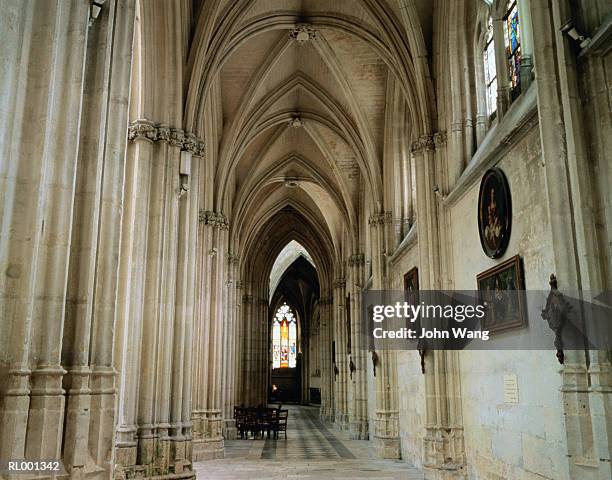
<box><xmin>334</xmin><ymin>278</ymin><xmax>346</xmax><ymax>289</ymax></box>
<box><xmin>198</xmin><ymin>210</ymin><xmax>229</xmax><ymax>230</ymax></box>
<box><xmin>128</xmin><ymin>119</ymin><xmax>205</xmax><ymax>156</ymax></box>
<box><xmin>541</xmin><ymin>274</ymin><xmax>572</xmax><ymax>364</ymax></box>
<box><xmin>433</xmin><ymin>130</ymin><xmax>447</xmax><ymax>148</ymax></box>
<box><xmin>226</xmin><ymin>253</ymin><xmax>239</xmax><ymax>265</ymax></box>
<box><xmin>289</xmin><ymin>23</ymin><xmax>317</xmax><ymax>44</ymax></box>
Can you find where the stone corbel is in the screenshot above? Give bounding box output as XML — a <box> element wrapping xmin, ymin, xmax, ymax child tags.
<box><xmin>541</xmin><ymin>274</ymin><xmax>572</xmax><ymax>364</ymax></box>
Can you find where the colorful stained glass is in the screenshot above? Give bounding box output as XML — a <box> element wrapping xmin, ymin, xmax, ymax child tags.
<box><xmin>483</xmin><ymin>16</ymin><xmax>497</xmax><ymax>116</ymax></box>
<box><xmin>272</xmin><ymin>303</ymin><xmax>297</xmax><ymax>369</ymax></box>
<box><xmin>504</xmin><ymin>1</ymin><xmax>521</xmax><ymax>91</ymax></box>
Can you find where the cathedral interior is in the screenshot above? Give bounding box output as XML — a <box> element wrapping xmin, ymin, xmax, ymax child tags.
<box><xmin>0</xmin><ymin>0</ymin><xmax>611</xmax><ymax>479</ymax></box>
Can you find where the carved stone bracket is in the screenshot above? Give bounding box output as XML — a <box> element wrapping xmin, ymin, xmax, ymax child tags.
<box><xmin>199</xmin><ymin>210</ymin><xmax>229</xmax><ymax>230</ymax></box>
<box><xmin>128</xmin><ymin>119</ymin><xmax>205</xmax><ymax>156</ymax></box>
<box><xmin>348</xmin><ymin>253</ymin><xmax>365</xmax><ymax>267</ymax></box>
<box><xmin>289</xmin><ymin>23</ymin><xmax>317</xmax><ymax>44</ymax></box>
<box><xmin>541</xmin><ymin>274</ymin><xmax>572</xmax><ymax>364</ymax></box>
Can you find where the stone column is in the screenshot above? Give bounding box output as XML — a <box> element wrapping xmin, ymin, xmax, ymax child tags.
<box><xmin>368</xmin><ymin>213</ymin><xmax>400</xmax><ymax>459</ymax></box>
<box><xmin>221</xmin><ymin>253</ymin><xmax>239</xmax><ymax>439</ymax></box>
<box><xmin>333</xmin><ymin>277</ymin><xmax>349</xmax><ymax>429</ymax></box>
<box><xmin>319</xmin><ymin>295</ymin><xmax>334</xmax><ymax>422</ymax></box>
<box><xmin>348</xmin><ymin>253</ymin><xmax>369</xmax><ymax>439</ymax></box>
<box><xmin>114</xmin><ymin>122</ymin><xmax>203</xmax><ymax>479</ymax></box>
<box><xmin>192</xmin><ymin>210</ymin><xmax>228</xmax><ymax>461</ymax></box>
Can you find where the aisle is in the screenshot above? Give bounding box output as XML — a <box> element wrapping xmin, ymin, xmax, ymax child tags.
<box><xmin>194</xmin><ymin>405</ymin><xmax>424</xmax><ymax>479</ymax></box>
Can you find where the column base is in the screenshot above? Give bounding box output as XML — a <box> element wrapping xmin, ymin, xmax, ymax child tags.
<box><xmin>192</xmin><ymin>437</ymin><xmax>224</xmax><ymax>461</ymax></box>
<box><xmin>334</xmin><ymin>413</ymin><xmax>349</xmax><ymax>430</ymax></box>
<box><xmin>374</xmin><ymin>435</ymin><xmax>401</xmax><ymax>459</ymax></box>
<box><xmin>222</xmin><ymin>419</ymin><xmax>237</xmax><ymax>440</ymax></box>
<box><xmin>423</xmin><ymin>465</ymin><xmax>466</xmax><ymax>480</ymax></box>
<box><xmin>349</xmin><ymin>419</ymin><xmax>369</xmax><ymax>440</ymax></box>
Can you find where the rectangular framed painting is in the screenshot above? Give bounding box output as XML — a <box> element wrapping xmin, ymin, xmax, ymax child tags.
<box><xmin>476</xmin><ymin>255</ymin><xmax>527</xmax><ymax>334</ymax></box>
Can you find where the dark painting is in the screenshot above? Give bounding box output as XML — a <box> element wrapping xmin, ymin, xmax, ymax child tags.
<box><xmin>478</xmin><ymin>168</ymin><xmax>512</xmax><ymax>258</ymax></box>
<box><xmin>477</xmin><ymin>255</ymin><xmax>526</xmax><ymax>334</ymax></box>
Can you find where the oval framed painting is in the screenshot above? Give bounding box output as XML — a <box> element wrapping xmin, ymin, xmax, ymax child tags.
<box><xmin>478</xmin><ymin>168</ymin><xmax>512</xmax><ymax>258</ymax></box>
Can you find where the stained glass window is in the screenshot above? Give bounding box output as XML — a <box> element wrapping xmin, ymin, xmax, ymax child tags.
<box><xmin>504</xmin><ymin>1</ymin><xmax>521</xmax><ymax>94</ymax></box>
<box><xmin>483</xmin><ymin>16</ymin><xmax>497</xmax><ymax>116</ymax></box>
<box><xmin>272</xmin><ymin>303</ymin><xmax>297</xmax><ymax>369</ymax></box>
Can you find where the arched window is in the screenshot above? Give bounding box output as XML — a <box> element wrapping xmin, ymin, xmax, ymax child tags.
<box><xmin>503</xmin><ymin>0</ymin><xmax>521</xmax><ymax>97</ymax></box>
<box><xmin>272</xmin><ymin>303</ymin><xmax>297</xmax><ymax>369</ymax></box>
<box><xmin>483</xmin><ymin>16</ymin><xmax>497</xmax><ymax>116</ymax></box>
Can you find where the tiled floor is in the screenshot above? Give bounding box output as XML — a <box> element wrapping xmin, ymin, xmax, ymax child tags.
<box><xmin>193</xmin><ymin>405</ymin><xmax>424</xmax><ymax>479</ymax></box>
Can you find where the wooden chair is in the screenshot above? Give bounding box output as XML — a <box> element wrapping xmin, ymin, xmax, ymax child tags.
<box><xmin>275</xmin><ymin>409</ymin><xmax>288</xmax><ymax>439</ymax></box>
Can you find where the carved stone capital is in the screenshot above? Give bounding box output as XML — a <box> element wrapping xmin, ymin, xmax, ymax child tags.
<box><xmin>128</xmin><ymin>119</ymin><xmax>205</xmax><ymax>156</ymax></box>
<box><xmin>368</xmin><ymin>211</ymin><xmax>392</xmax><ymax>226</ymax></box>
<box><xmin>128</xmin><ymin>119</ymin><xmax>158</xmax><ymax>142</ymax></box>
<box><xmin>410</xmin><ymin>134</ymin><xmax>435</xmax><ymax>154</ymax></box>
<box><xmin>433</xmin><ymin>130</ymin><xmax>447</xmax><ymax>148</ymax></box>
<box><xmin>235</xmin><ymin>280</ymin><xmax>243</xmax><ymax>289</ymax></box>
<box><xmin>348</xmin><ymin>253</ymin><xmax>365</xmax><ymax>267</ymax></box>
<box><xmin>242</xmin><ymin>294</ymin><xmax>253</xmax><ymax>304</ymax></box>
<box><xmin>334</xmin><ymin>278</ymin><xmax>346</xmax><ymax>289</ymax></box>
<box><xmin>199</xmin><ymin>210</ymin><xmax>229</xmax><ymax>230</ymax></box>
<box><xmin>289</xmin><ymin>23</ymin><xmax>317</xmax><ymax>44</ymax></box>
<box><xmin>226</xmin><ymin>253</ymin><xmax>239</xmax><ymax>265</ymax></box>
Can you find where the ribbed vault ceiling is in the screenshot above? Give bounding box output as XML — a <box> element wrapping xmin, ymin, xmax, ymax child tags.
<box><xmin>188</xmin><ymin>0</ymin><xmax>433</xmax><ymax>274</ymax></box>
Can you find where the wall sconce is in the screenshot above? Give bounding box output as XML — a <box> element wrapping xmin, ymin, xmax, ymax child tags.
<box><xmin>560</xmin><ymin>20</ymin><xmax>590</xmax><ymax>49</ymax></box>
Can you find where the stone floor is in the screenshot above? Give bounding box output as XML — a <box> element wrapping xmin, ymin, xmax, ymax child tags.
<box><xmin>193</xmin><ymin>405</ymin><xmax>423</xmax><ymax>479</ymax></box>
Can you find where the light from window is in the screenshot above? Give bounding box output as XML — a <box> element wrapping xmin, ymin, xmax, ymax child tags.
<box><xmin>483</xmin><ymin>16</ymin><xmax>497</xmax><ymax>116</ymax></box>
<box><xmin>272</xmin><ymin>303</ymin><xmax>297</xmax><ymax>369</ymax></box>
<box><xmin>504</xmin><ymin>1</ymin><xmax>521</xmax><ymax>94</ymax></box>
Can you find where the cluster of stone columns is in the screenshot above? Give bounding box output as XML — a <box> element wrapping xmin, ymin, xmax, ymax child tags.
<box><xmin>113</xmin><ymin>119</ymin><xmax>203</xmax><ymax>478</ymax></box>
<box><xmin>0</xmin><ymin>1</ymin><xmax>135</xmax><ymax>478</ymax></box>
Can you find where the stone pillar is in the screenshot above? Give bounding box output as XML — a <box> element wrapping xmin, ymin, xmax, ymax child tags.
<box><xmin>192</xmin><ymin>210</ymin><xmax>228</xmax><ymax>461</ymax></box>
<box><xmin>333</xmin><ymin>277</ymin><xmax>349</xmax><ymax>429</ymax></box>
<box><xmin>368</xmin><ymin>213</ymin><xmax>400</xmax><ymax>459</ymax></box>
<box><xmin>114</xmin><ymin>121</ymin><xmax>203</xmax><ymax>479</ymax></box>
<box><xmin>319</xmin><ymin>295</ymin><xmax>335</xmax><ymax>422</ymax></box>
<box><xmin>221</xmin><ymin>253</ymin><xmax>239</xmax><ymax>439</ymax></box>
<box><xmin>348</xmin><ymin>253</ymin><xmax>369</xmax><ymax>439</ymax></box>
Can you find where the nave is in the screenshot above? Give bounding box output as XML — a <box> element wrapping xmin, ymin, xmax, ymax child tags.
<box><xmin>195</xmin><ymin>405</ymin><xmax>423</xmax><ymax>479</ymax></box>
